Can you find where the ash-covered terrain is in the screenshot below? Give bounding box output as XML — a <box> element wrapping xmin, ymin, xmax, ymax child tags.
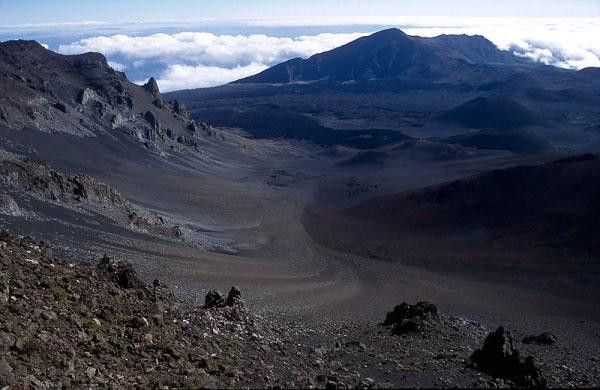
<box><xmin>1</xmin><ymin>30</ymin><xmax>600</xmax><ymax>388</ymax></box>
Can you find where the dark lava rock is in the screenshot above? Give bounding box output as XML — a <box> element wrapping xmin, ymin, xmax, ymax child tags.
<box><xmin>470</xmin><ymin>327</ymin><xmax>546</xmax><ymax>388</ymax></box>
<box><xmin>143</xmin><ymin>77</ymin><xmax>161</xmax><ymax>98</ymax></box>
<box><xmin>152</xmin><ymin>98</ymin><xmax>164</xmax><ymax>108</ymax></box>
<box><xmin>226</xmin><ymin>286</ymin><xmax>243</xmax><ymax>306</ymax></box>
<box><xmin>383</xmin><ymin>301</ymin><xmax>438</xmax><ymax>325</ymax></box>
<box><xmin>53</xmin><ymin>101</ymin><xmax>68</xmax><ymax>113</ymax></box>
<box><xmin>144</xmin><ymin>111</ymin><xmax>159</xmax><ymax>132</ymax></box>
<box><xmin>382</xmin><ymin>301</ymin><xmax>439</xmax><ymax>335</ymax></box>
<box><xmin>205</xmin><ymin>290</ymin><xmax>226</xmax><ymax>308</ymax></box>
<box><xmin>97</xmin><ymin>255</ymin><xmax>146</xmax><ymax>290</ymax></box>
<box><xmin>523</xmin><ymin>332</ymin><xmax>557</xmax><ymax>345</ymax></box>
<box><xmin>173</xmin><ymin>100</ymin><xmax>188</xmax><ymax>119</ymax></box>
<box><xmin>205</xmin><ymin>287</ymin><xmax>243</xmax><ymax>308</ymax></box>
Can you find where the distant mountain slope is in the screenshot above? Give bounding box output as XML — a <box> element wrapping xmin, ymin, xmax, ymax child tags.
<box><xmin>344</xmin><ymin>154</ymin><xmax>600</xmax><ymax>251</ymax></box>
<box><xmin>192</xmin><ymin>105</ymin><xmax>412</xmax><ymax>149</ymax></box>
<box><xmin>445</xmin><ymin>128</ymin><xmax>554</xmax><ymax>154</ymax></box>
<box><xmin>0</xmin><ymin>40</ymin><xmax>214</xmax><ymax>153</ymax></box>
<box><xmin>436</xmin><ymin>97</ymin><xmax>542</xmax><ymax>129</ymax></box>
<box><xmin>168</xmin><ymin>29</ymin><xmax>599</xmax><ymax>152</ymax></box>
<box><xmin>236</xmin><ymin>29</ymin><xmax>525</xmax><ymax>84</ymax></box>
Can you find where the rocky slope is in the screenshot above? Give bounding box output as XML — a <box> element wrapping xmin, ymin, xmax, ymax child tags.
<box><xmin>0</xmin><ymin>148</ymin><xmax>181</xmax><ymax>238</ymax></box>
<box><xmin>0</xmin><ymin>40</ymin><xmax>215</xmax><ymax>154</ymax></box>
<box><xmin>2</xmin><ymin>231</ymin><xmax>597</xmax><ymax>388</ymax></box>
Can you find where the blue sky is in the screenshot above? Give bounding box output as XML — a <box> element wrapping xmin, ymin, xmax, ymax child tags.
<box><xmin>1</xmin><ymin>0</ymin><xmax>599</xmax><ymax>25</ymax></box>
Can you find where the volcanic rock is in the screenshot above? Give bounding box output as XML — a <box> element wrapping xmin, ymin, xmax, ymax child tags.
<box><xmin>143</xmin><ymin>77</ymin><xmax>161</xmax><ymax>98</ymax></box>
<box><xmin>152</xmin><ymin>98</ymin><xmax>164</xmax><ymax>109</ymax></box>
<box><xmin>226</xmin><ymin>286</ymin><xmax>243</xmax><ymax>306</ymax></box>
<box><xmin>0</xmin><ymin>194</ymin><xmax>21</xmax><ymax>216</ymax></box>
<box><xmin>110</xmin><ymin>113</ymin><xmax>123</xmax><ymax>128</ymax></box>
<box><xmin>470</xmin><ymin>327</ymin><xmax>546</xmax><ymax>387</ymax></box>
<box><xmin>173</xmin><ymin>100</ymin><xmax>188</xmax><ymax>119</ymax></box>
<box><xmin>382</xmin><ymin>301</ymin><xmax>439</xmax><ymax>335</ymax></box>
<box><xmin>204</xmin><ymin>290</ymin><xmax>226</xmax><ymax>308</ymax></box>
<box><xmin>78</xmin><ymin>88</ymin><xmax>94</xmax><ymax>105</ymax></box>
<box><xmin>523</xmin><ymin>332</ymin><xmax>557</xmax><ymax>346</ymax></box>
<box><xmin>97</xmin><ymin>255</ymin><xmax>146</xmax><ymax>290</ymax></box>
<box><xmin>53</xmin><ymin>101</ymin><xmax>68</xmax><ymax>113</ymax></box>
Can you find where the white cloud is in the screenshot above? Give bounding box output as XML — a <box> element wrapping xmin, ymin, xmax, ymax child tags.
<box><xmin>55</xmin><ymin>18</ymin><xmax>600</xmax><ymax>92</ymax></box>
<box><xmin>400</xmin><ymin>17</ymin><xmax>600</xmax><ymax>69</ymax></box>
<box><xmin>144</xmin><ymin>63</ymin><xmax>269</xmax><ymax>91</ymax></box>
<box><xmin>59</xmin><ymin>32</ymin><xmax>366</xmax><ymax>67</ymax></box>
<box><xmin>107</xmin><ymin>60</ymin><xmax>127</xmax><ymax>71</ymax></box>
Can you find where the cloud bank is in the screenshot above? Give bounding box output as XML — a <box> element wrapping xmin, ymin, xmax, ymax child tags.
<box><xmin>57</xmin><ymin>18</ymin><xmax>600</xmax><ymax>92</ymax></box>
<box><xmin>59</xmin><ymin>32</ymin><xmax>367</xmax><ymax>91</ymax></box>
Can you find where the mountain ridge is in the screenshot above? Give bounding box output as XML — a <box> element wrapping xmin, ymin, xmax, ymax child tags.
<box><xmin>235</xmin><ymin>28</ymin><xmax>528</xmax><ymax>84</ymax></box>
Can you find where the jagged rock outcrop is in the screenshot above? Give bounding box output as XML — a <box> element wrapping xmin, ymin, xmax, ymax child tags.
<box><xmin>188</xmin><ymin>120</ymin><xmax>215</xmax><ymax>136</ymax></box>
<box><xmin>470</xmin><ymin>327</ymin><xmax>546</xmax><ymax>388</ymax></box>
<box><xmin>204</xmin><ymin>287</ymin><xmax>244</xmax><ymax>309</ymax></box>
<box><xmin>0</xmin><ymin>149</ymin><xmax>183</xmax><ymax>239</ymax></box>
<box><xmin>0</xmin><ymin>194</ymin><xmax>21</xmax><ymax>216</ymax></box>
<box><xmin>173</xmin><ymin>100</ymin><xmax>188</xmax><ymax>119</ymax></box>
<box><xmin>144</xmin><ymin>111</ymin><xmax>160</xmax><ymax>141</ymax></box>
<box><xmin>382</xmin><ymin>301</ymin><xmax>439</xmax><ymax>335</ymax></box>
<box><xmin>110</xmin><ymin>113</ymin><xmax>123</xmax><ymax>128</ymax></box>
<box><xmin>176</xmin><ymin>134</ymin><xmax>195</xmax><ymax>146</ymax></box>
<box><xmin>143</xmin><ymin>77</ymin><xmax>161</xmax><ymax>98</ymax></box>
<box><xmin>0</xmin><ymin>41</ymin><xmax>215</xmax><ymax>152</ymax></box>
<box><xmin>78</xmin><ymin>88</ymin><xmax>94</xmax><ymax>105</ymax></box>
<box><xmin>0</xmin><ymin>151</ymin><xmax>129</xmax><ymax>208</ymax></box>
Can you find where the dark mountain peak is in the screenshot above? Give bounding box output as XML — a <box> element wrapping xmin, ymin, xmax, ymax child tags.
<box><xmin>144</xmin><ymin>77</ymin><xmax>161</xmax><ymax>98</ymax></box>
<box><xmin>236</xmin><ymin>29</ymin><xmax>523</xmax><ymax>84</ymax></box>
<box><xmin>0</xmin><ymin>39</ymin><xmax>47</xmax><ymax>52</ymax></box>
<box><xmin>0</xmin><ymin>39</ymin><xmax>112</xmax><ymax>74</ymax></box>
<box><xmin>368</xmin><ymin>27</ymin><xmax>408</xmax><ymax>39</ymax></box>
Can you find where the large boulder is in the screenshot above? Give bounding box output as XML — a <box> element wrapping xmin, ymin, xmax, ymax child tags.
<box><xmin>205</xmin><ymin>287</ymin><xmax>243</xmax><ymax>308</ymax></box>
<box><xmin>470</xmin><ymin>327</ymin><xmax>546</xmax><ymax>387</ymax></box>
<box><xmin>382</xmin><ymin>301</ymin><xmax>439</xmax><ymax>335</ymax></box>
<box><xmin>226</xmin><ymin>286</ymin><xmax>243</xmax><ymax>306</ymax></box>
<box><xmin>204</xmin><ymin>290</ymin><xmax>226</xmax><ymax>308</ymax></box>
<box><xmin>97</xmin><ymin>255</ymin><xmax>147</xmax><ymax>290</ymax></box>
